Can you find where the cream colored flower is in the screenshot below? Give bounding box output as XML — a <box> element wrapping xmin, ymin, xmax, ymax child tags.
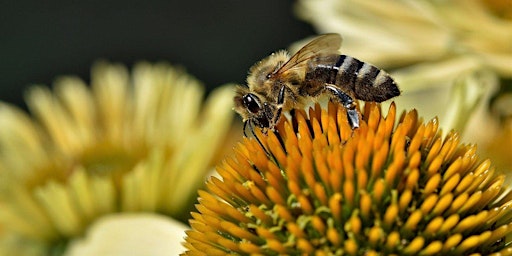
<box><xmin>0</xmin><ymin>61</ymin><xmax>234</xmax><ymax>255</ymax></box>
<box><xmin>296</xmin><ymin>0</ymin><xmax>512</xmax><ymax>76</ymax></box>
<box><xmin>65</xmin><ymin>213</ymin><xmax>188</xmax><ymax>256</ymax></box>
<box><xmin>295</xmin><ymin>0</ymin><xmax>512</xmax><ymax>136</ymax></box>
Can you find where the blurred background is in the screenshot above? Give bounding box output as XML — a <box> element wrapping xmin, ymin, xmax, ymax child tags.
<box><xmin>0</xmin><ymin>0</ymin><xmax>314</xmax><ymax>109</ymax></box>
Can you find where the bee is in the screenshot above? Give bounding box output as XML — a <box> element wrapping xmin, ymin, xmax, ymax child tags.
<box><xmin>234</xmin><ymin>33</ymin><xmax>400</xmax><ymax>135</ymax></box>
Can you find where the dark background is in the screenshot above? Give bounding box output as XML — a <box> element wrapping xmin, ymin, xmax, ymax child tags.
<box><xmin>0</xmin><ymin>0</ymin><xmax>315</xmax><ymax>109</ymax></box>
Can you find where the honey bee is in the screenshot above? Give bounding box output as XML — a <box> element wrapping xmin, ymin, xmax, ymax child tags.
<box><xmin>234</xmin><ymin>33</ymin><xmax>400</xmax><ymax>135</ymax></box>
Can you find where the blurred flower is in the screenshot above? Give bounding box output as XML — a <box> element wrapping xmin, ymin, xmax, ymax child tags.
<box><xmin>184</xmin><ymin>102</ymin><xmax>512</xmax><ymax>255</ymax></box>
<box><xmin>0</xmin><ymin>62</ymin><xmax>234</xmax><ymax>255</ymax></box>
<box><xmin>487</xmin><ymin>118</ymin><xmax>512</xmax><ymax>159</ymax></box>
<box><xmin>295</xmin><ymin>0</ymin><xmax>512</xmax><ymax>136</ymax></box>
<box><xmin>65</xmin><ymin>213</ymin><xmax>188</xmax><ymax>256</ymax></box>
<box><xmin>463</xmin><ymin>78</ymin><xmax>512</xmax><ymax>179</ymax></box>
<box><xmin>296</xmin><ymin>0</ymin><xmax>512</xmax><ymax>76</ymax></box>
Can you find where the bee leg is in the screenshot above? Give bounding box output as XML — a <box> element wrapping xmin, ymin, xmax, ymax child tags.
<box><xmin>346</xmin><ymin>109</ymin><xmax>360</xmax><ymax>129</ymax></box>
<box><xmin>277</xmin><ymin>86</ymin><xmax>285</xmax><ymax>105</ymax></box>
<box><xmin>271</xmin><ymin>86</ymin><xmax>286</xmax><ymax>127</ymax></box>
<box><xmin>325</xmin><ymin>85</ymin><xmax>360</xmax><ymax>129</ymax></box>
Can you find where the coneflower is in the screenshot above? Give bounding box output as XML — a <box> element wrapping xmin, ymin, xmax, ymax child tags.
<box><xmin>184</xmin><ymin>101</ymin><xmax>512</xmax><ymax>255</ymax></box>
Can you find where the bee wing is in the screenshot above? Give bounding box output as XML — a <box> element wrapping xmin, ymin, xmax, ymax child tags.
<box><xmin>272</xmin><ymin>33</ymin><xmax>342</xmax><ymax>76</ymax></box>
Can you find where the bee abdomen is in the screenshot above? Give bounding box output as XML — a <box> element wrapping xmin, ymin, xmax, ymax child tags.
<box><xmin>336</xmin><ymin>55</ymin><xmax>400</xmax><ymax>102</ymax></box>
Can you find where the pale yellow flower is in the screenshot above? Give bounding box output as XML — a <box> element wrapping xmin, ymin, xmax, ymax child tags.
<box><xmin>295</xmin><ymin>0</ymin><xmax>512</xmax><ymax>136</ymax></box>
<box><xmin>65</xmin><ymin>213</ymin><xmax>188</xmax><ymax>256</ymax></box>
<box><xmin>0</xmin><ymin>62</ymin><xmax>234</xmax><ymax>255</ymax></box>
<box><xmin>296</xmin><ymin>0</ymin><xmax>512</xmax><ymax>76</ymax></box>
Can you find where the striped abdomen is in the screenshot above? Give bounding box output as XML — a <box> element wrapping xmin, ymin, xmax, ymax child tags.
<box><xmin>304</xmin><ymin>55</ymin><xmax>400</xmax><ymax>102</ymax></box>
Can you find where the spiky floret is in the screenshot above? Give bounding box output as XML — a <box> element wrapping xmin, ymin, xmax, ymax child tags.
<box><xmin>184</xmin><ymin>102</ymin><xmax>512</xmax><ymax>255</ymax></box>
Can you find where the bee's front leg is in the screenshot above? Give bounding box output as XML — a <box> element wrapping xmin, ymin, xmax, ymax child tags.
<box><xmin>270</xmin><ymin>86</ymin><xmax>286</xmax><ymax>128</ymax></box>
<box><xmin>325</xmin><ymin>85</ymin><xmax>360</xmax><ymax>129</ymax></box>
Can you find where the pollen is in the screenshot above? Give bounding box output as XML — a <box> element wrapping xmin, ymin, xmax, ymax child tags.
<box><xmin>183</xmin><ymin>102</ymin><xmax>512</xmax><ymax>255</ymax></box>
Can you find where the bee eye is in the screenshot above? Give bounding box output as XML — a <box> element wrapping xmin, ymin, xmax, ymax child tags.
<box><xmin>243</xmin><ymin>94</ymin><xmax>261</xmax><ymax>114</ymax></box>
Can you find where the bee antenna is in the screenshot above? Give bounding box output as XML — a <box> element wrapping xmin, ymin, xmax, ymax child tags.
<box><xmin>246</xmin><ymin>121</ymin><xmax>271</xmax><ymax>157</ymax></box>
<box><xmin>243</xmin><ymin>120</ymin><xmax>249</xmax><ymax>138</ymax></box>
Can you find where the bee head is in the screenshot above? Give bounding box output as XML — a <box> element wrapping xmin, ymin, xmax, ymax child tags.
<box><xmin>234</xmin><ymin>86</ymin><xmax>273</xmax><ymax>129</ymax></box>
